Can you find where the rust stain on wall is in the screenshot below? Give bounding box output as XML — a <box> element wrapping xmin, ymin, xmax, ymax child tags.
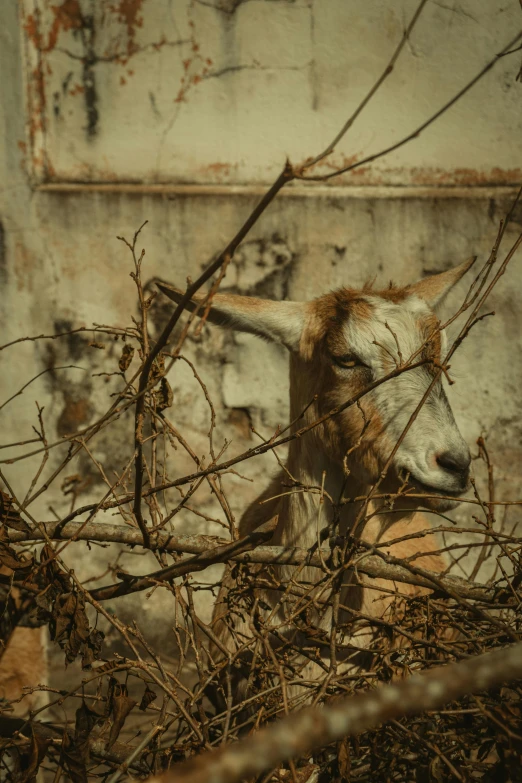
<box><xmin>172</xmin><ymin>9</ymin><xmax>212</xmax><ymax>105</ymax></box>
<box><xmin>314</xmin><ymin>158</ymin><xmax>522</xmax><ymax>187</ymax></box>
<box><xmin>22</xmin><ymin>0</ymin><xmax>87</xmax><ymax>172</ymax></box>
<box><xmin>409</xmin><ymin>167</ymin><xmax>522</xmax><ymax>187</ymax></box>
<box><xmin>109</xmin><ymin>0</ymin><xmax>145</xmax><ymax>55</ymax></box>
<box><xmin>197</xmin><ymin>161</ymin><xmax>238</xmax><ymax>181</ymax></box>
<box><xmin>68</xmin><ymin>84</ymin><xmax>85</xmax><ymax>96</ymax></box>
<box><xmin>174</xmin><ymin>55</ymin><xmax>213</xmax><ymax>103</ymax></box>
<box><xmin>23</xmin><ymin>0</ymin><xmax>83</xmax><ymax>55</ymax></box>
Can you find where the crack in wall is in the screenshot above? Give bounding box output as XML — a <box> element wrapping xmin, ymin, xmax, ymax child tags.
<box><xmin>201</xmin><ymin>62</ymin><xmax>312</xmax><ymax>80</ymax></box>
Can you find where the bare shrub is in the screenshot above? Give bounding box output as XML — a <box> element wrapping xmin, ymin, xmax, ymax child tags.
<box><xmin>1</xmin><ymin>4</ymin><xmax>522</xmax><ymax>781</ymax></box>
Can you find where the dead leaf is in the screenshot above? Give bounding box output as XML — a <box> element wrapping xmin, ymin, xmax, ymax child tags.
<box><xmin>0</xmin><ymin>491</ymin><xmax>31</xmax><ymax>533</ymax></box>
<box><xmin>118</xmin><ymin>343</ymin><xmax>135</xmax><ymax>372</ymax></box>
<box><xmin>105</xmin><ymin>675</ymin><xmax>118</xmax><ymax>717</ymax></box>
<box><xmin>338</xmin><ymin>737</ymin><xmax>351</xmax><ymax>780</ymax></box>
<box><xmin>155</xmin><ymin>377</ymin><xmax>173</xmax><ymax>411</ymax></box>
<box><xmin>62</xmin><ymin>730</ymin><xmax>88</xmax><ymax>783</ymax></box>
<box><xmin>429</xmin><ymin>755</ymin><xmax>445</xmax><ymax>783</ymax></box>
<box><xmin>107</xmin><ymin>683</ymin><xmax>137</xmax><ymax>749</ymax></box>
<box><xmin>150</xmin><ymin>353</ymin><xmax>166</xmax><ymax>384</ymax></box>
<box><xmin>17</xmin><ymin>726</ymin><xmax>51</xmax><ymax>783</ymax></box>
<box><xmin>39</xmin><ymin>545</ymin><xmax>70</xmax><ymax>599</ymax></box>
<box><xmin>75</xmin><ymin>699</ymin><xmax>102</xmax><ymax>765</ymax></box>
<box><xmin>81</xmin><ymin>628</ymin><xmax>105</xmax><ymax>669</ymax></box>
<box><xmin>0</xmin><ymin>585</ymin><xmax>17</xmax><ymax>646</ymax></box>
<box><xmin>0</xmin><ymin>543</ymin><xmax>33</xmax><ymax>573</ymax></box>
<box><xmin>478</xmin><ymin>738</ymin><xmax>496</xmax><ymax>761</ymax></box>
<box><xmin>50</xmin><ymin>591</ymin><xmax>92</xmax><ymax>665</ymax></box>
<box><xmin>139</xmin><ymin>684</ymin><xmax>157</xmax><ymax>711</ymax></box>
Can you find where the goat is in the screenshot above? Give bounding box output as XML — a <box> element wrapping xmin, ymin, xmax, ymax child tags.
<box><xmin>0</xmin><ymin>579</ymin><xmax>48</xmax><ymax>717</ymax></box>
<box><xmin>159</xmin><ymin>256</ymin><xmax>473</xmax><ymax>711</ymax></box>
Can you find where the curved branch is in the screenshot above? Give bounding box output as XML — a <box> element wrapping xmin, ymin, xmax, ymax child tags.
<box><xmin>146</xmin><ymin>642</ymin><xmax>522</xmax><ymax>783</ymax></box>
<box><xmin>4</xmin><ymin>521</ymin><xmax>503</xmax><ymax>604</ymax></box>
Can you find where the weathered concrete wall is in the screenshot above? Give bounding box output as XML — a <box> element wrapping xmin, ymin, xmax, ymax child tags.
<box><xmin>18</xmin><ymin>0</ymin><xmax>522</xmax><ymax>185</ymax></box>
<box><xmin>1</xmin><ymin>1</ymin><xmax>522</xmax><ymax>644</ymax></box>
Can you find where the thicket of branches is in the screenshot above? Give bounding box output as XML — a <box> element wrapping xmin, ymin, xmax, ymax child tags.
<box><xmin>1</xmin><ymin>3</ymin><xmax>522</xmax><ymax>781</ymax></box>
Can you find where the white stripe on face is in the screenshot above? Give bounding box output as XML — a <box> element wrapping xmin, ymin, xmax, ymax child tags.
<box><xmin>342</xmin><ymin>295</ymin><xmax>469</xmax><ymax>497</ymax></box>
<box><xmin>343</xmin><ymin>295</ymin><xmax>434</xmax><ymax>376</ymax></box>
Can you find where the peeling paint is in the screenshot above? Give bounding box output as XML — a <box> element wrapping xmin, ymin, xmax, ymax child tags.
<box><xmin>22</xmin><ymin>0</ymin><xmax>191</xmax><ymax>163</ymax></box>
<box><xmin>24</xmin><ymin>0</ymin><xmax>83</xmax><ymax>55</ymax></box>
<box><xmin>109</xmin><ymin>0</ymin><xmax>145</xmax><ymax>56</ymax></box>
<box><xmin>227</xmin><ymin>236</ymin><xmax>295</xmax><ymax>299</ymax></box>
<box><xmin>312</xmin><ymin>161</ymin><xmax>522</xmax><ymax>188</ymax></box>
<box><xmin>22</xmin><ymin>0</ymin><xmax>98</xmax><ymax>156</ymax></box>
<box><xmin>410</xmin><ymin>166</ymin><xmax>522</xmax><ymax>187</ymax></box>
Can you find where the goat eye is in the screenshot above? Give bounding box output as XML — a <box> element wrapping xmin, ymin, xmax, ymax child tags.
<box><xmin>332</xmin><ymin>354</ymin><xmax>364</xmax><ymax>369</ymax></box>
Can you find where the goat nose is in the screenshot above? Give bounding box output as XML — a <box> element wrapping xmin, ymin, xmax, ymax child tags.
<box><xmin>436</xmin><ymin>449</ymin><xmax>471</xmax><ymax>476</ymax></box>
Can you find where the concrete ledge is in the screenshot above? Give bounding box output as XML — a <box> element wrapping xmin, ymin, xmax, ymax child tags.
<box><xmin>35</xmin><ymin>183</ymin><xmax>521</xmax><ymax>199</ymax></box>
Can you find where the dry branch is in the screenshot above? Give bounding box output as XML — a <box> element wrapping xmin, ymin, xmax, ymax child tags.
<box><xmin>146</xmin><ymin>642</ymin><xmax>522</xmax><ymax>783</ymax></box>
<box><xmin>3</xmin><ymin>521</ymin><xmax>504</xmax><ymax>604</ymax></box>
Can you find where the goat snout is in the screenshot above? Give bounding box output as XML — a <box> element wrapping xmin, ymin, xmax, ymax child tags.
<box><xmin>436</xmin><ymin>448</ymin><xmax>471</xmax><ymax>482</ymax></box>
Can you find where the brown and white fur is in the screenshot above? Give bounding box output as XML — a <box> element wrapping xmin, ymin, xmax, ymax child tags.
<box><xmin>167</xmin><ymin>259</ymin><xmax>474</xmax><ymax>707</ymax></box>
<box><xmin>0</xmin><ymin>575</ymin><xmax>48</xmax><ymax>718</ymax></box>
<box><xmin>0</xmin><ymin>261</ymin><xmax>473</xmax><ymax>726</ymax></box>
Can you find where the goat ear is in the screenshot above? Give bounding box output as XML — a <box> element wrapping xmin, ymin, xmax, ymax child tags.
<box><xmin>157</xmin><ymin>282</ymin><xmax>306</xmax><ymax>351</ymax></box>
<box><xmin>407</xmin><ymin>256</ymin><xmax>476</xmax><ymax>308</ymax></box>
